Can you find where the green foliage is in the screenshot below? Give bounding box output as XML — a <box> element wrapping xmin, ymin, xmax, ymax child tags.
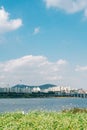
<box><xmin>0</xmin><ymin>109</ymin><xmax>87</xmax><ymax>130</ymax></box>
<box><xmin>62</xmin><ymin>107</ymin><xmax>87</xmax><ymax>113</ymax></box>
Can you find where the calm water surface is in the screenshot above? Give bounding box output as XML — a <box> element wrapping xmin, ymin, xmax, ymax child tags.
<box><xmin>0</xmin><ymin>98</ymin><xmax>87</xmax><ymax>113</ymax></box>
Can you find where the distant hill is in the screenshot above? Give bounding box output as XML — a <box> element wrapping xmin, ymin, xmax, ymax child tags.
<box><xmin>39</xmin><ymin>84</ymin><xmax>56</xmax><ymax>89</ymax></box>
<box><xmin>12</xmin><ymin>84</ymin><xmax>56</xmax><ymax>90</ymax></box>
<box><xmin>12</xmin><ymin>84</ymin><xmax>33</xmax><ymax>89</ymax></box>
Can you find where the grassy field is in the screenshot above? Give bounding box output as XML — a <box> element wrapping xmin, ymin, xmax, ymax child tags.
<box><xmin>0</xmin><ymin>108</ymin><xmax>87</xmax><ymax>130</ymax></box>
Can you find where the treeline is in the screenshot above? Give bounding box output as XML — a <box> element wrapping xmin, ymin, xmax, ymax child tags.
<box><xmin>0</xmin><ymin>92</ymin><xmax>87</xmax><ymax>98</ymax></box>
<box><xmin>0</xmin><ymin>92</ymin><xmax>56</xmax><ymax>98</ymax></box>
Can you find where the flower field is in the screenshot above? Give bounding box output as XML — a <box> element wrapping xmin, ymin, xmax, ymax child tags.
<box><xmin>0</xmin><ymin>108</ymin><xmax>87</xmax><ymax>130</ymax></box>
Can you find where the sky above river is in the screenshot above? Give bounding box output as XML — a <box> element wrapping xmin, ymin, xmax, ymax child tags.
<box><xmin>0</xmin><ymin>0</ymin><xmax>87</xmax><ymax>89</ymax></box>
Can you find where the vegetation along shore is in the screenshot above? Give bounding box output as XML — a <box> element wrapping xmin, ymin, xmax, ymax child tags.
<box><xmin>0</xmin><ymin>108</ymin><xmax>87</xmax><ymax>130</ymax></box>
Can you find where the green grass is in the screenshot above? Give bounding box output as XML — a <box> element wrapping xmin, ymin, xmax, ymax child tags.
<box><xmin>0</xmin><ymin>108</ymin><xmax>87</xmax><ymax>130</ymax></box>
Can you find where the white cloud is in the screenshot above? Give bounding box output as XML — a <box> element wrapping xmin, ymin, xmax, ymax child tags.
<box><xmin>33</xmin><ymin>27</ymin><xmax>40</xmax><ymax>35</ymax></box>
<box><xmin>0</xmin><ymin>55</ymin><xmax>67</xmax><ymax>87</ymax></box>
<box><xmin>57</xmin><ymin>59</ymin><xmax>67</xmax><ymax>65</ymax></box>
<box><xmin>44</xmin><ymin>0</ymin><xmax>87</xmax><ymax>17</ymax></box>
<box><xmin>1</xmin><ymin>55</ymin><xmax>87</xmax><ymax>89</ymax></box>
<box><xmin>75</xmin><ymin>65</ymin><xmax>87</xmax><ymax>72</ymax></box>
<box><xmin>0</xmin><ymin>6</ymin><xmax>22</xmax><ymax>33</ymax></box>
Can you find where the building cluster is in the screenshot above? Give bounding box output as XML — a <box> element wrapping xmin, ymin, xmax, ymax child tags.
<box><xmin>0</xmin><ymin>85</ymin><xmax>87</xmax><ymax>95</ymax></box>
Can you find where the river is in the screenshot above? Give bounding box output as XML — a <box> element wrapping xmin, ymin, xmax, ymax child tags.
<box><xmin>0</xmin><ymin>97</ymin><xmax>87</xmax><ymax>113</ymax></box>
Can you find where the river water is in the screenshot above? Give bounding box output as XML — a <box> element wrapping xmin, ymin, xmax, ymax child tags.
<box><xmin>0</xmin><ymin>98</ymin><xmax>87</xmax><ymax>113</ymax></box>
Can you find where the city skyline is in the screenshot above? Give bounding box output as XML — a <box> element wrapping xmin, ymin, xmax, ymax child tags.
<box><xmin>0</xmin><ymin>0</ymin><xmax>87</xmax><ymax>89</ymax></box>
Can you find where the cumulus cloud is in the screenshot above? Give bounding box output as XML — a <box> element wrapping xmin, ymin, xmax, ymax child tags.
<box><xmin>33</xmin><ymin>27</ymin><xmax>40</xmax><ymax>35</ymax></box>
<box><xmin>57</xmin><ymin>59</ymin><xmax>67</xmax><ymax>65</ymax></box>
<box><xmin>75</xmin><ymin>65</ymin><xmax>87</xmax><ymax>72</ymax></box>
<box><xmin>44</xmin><ymin>0</ymin><xmax>87</xmax><ymax>17</ymax></box>
<box><xmin>0</xmin><ymin>55</ymin><xmax>68</xmax><ymax>87</ymax></box>
<box><xmin>0</xmin><ymin>6</ymin><xmax>22</xmax><ymax>33</ymax></box>
<box><xmin>0</xmin><ymin>55</ymin><xmax>87</xmax><ymax>89</ymax></box>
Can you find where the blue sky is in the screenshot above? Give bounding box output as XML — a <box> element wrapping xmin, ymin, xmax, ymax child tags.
<box><xmin>0</xmin><ymin>0</ymin><xmax>87</xmax><ymax>89</ymax></box>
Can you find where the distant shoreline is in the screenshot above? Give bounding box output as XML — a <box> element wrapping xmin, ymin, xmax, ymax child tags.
<box><xmin>0</xmin><ymin>92</ymin><xmax>87</xmax><ymax>98</ymax></box>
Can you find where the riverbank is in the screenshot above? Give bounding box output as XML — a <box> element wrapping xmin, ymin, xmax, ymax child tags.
<box><xmin>0</xmin><ymin>108</ymin><xmax>87</xmax><ymax>130</ymax></box>
<box><xmin>0</xmin><ymin>92</ymin><xmax>87</xmax><ymax>98</ymax></box>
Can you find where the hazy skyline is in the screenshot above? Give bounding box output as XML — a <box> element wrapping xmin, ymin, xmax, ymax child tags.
<box><xmin>0</xmin><ymin>0</ymin><xmax>87</xmax><ymax>89</ymax></box>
